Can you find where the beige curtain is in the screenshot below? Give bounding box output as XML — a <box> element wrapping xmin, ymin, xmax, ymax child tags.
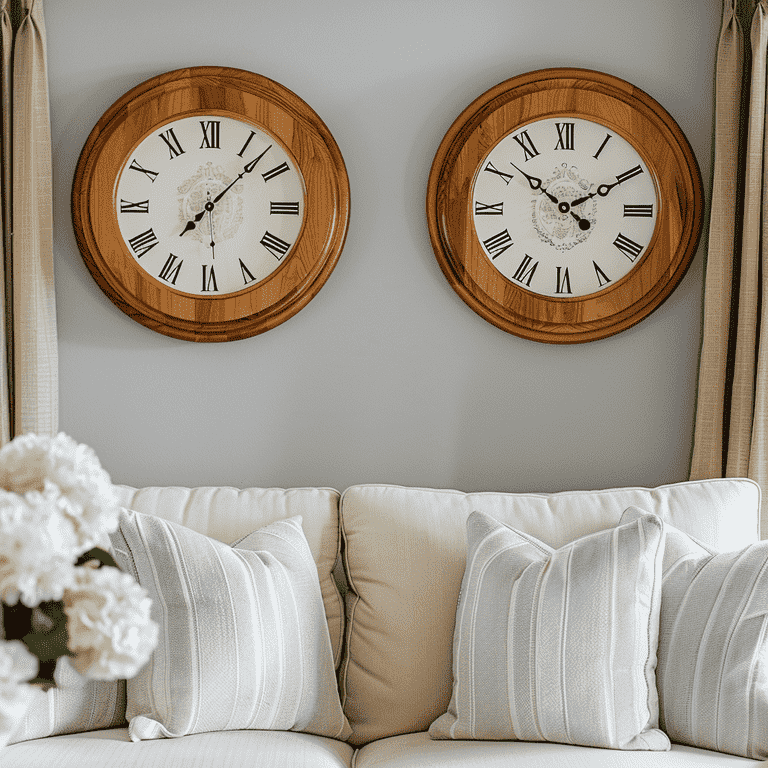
<box><xmin>0</xmin><ymin>0</ymin><xmax>57</xmax><ymax>442</ymax></box>
<box><xmin>689</xmin><ymin>0</ymin><xmax>768</xmax><ymax>536</ymax></box>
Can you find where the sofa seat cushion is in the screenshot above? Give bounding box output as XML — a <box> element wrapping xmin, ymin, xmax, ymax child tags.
<box><xmin>338</xmin><ymin>480</ymin><xmax>761</xmax><ymax>745</ymax></box>
<box><xmin>0</xmin><ymin>728</ymin><xmax>354</xmax><ymax>768</ymax></box>
<box><xmin>353</xmin><ymin>732</ymin><xmax>763</xmax><ymax>767</ymax></box>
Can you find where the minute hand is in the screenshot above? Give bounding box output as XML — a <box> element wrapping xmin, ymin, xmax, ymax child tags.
<box><xmin>212</xmin><ymin>143</ymin><xmax>272</xmax><ymax>205</ymax></box>
<box><xmin>596</xmin><ymin>164</ymin><xmax>644</xmax><ymax>198</ymax></box>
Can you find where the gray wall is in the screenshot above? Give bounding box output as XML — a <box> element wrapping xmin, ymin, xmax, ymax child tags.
<box><xmin>48</xmin><ymin>0</ymin><xmax>718</xmax><ymax>492</ymax></box>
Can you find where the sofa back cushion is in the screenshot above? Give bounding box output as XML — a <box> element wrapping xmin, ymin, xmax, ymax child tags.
<box><xmin>338</xmin><ymin>479</ymin><xmax>761</xmax><ymax>746</ymax></box>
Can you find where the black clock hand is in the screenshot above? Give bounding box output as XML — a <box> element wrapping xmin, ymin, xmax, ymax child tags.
<box><xmin>211</xmin><ymin>144</ymin><xmax>271</xmax><ymax>205</ymax></box>
<box><xmin>509</xmin><ymin>163</ymin><xmax>562</xmax><ymax>206</ymax></box>
<box><xmin>179</xmin><ymin>144</ymin><xmax>272</xmax><ymax>236</ymax></box>
<box><xmin>569</xmin><ymin>209</ymin><xmax>591</xmax><ymax>231</ymax></box>
<box><xmin>570</xmin><ymin>189</ymin><xmax>597</xmax><ymax>207</ymax></box>
<box><xmin>207</xmin><ymin>197</ymin><xmax>216</xmax><ymax>258</ymax></box>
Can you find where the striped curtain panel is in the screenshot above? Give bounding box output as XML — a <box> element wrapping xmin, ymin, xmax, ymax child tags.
<box><xmin>690</xmin><ymin>0</ymin><xmax>768</xmax><ymax>537</ymax></box>
<box><xmin>0</xmin><ymin>0</ymin><xmax>57</xmax><ymax>443</ymax></box>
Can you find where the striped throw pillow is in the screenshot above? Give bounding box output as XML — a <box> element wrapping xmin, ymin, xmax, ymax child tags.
<box><xmin>429</xmin><ymin>510</ymin><xmax>670</xmax><ymax>750</ymax></box>
<box><xmin>8</xmin><ymin>660</ymin><xmax>125</xmax><ymax>744</ymax></box>
<box><xmin>621</xmin><ymin>506</ymin><xmax>768</xmax><ymax>758</ymax></box>
<box><xmin>109</xmin><ymin>509</ymin><xmax>351</xmax><ymax>742</ymax></box>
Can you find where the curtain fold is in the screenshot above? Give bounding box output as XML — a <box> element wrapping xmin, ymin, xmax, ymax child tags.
<box><xmin>0</xmin><ymin>0</ymin><xmax>57</xmax><ymax>441</ymax></box>
<box><xmin>690</xmin><ymin>0</ymin><xmax>768</xmax><ymax>537</ymax></box>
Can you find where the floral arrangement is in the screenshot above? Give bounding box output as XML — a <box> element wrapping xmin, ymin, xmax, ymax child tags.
<box><xmin>0</xmin><ymin>433</ymin><xmax>158</xmax><ymax>745</ymax></box>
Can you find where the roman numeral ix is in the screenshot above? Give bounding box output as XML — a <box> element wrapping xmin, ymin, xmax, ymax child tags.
<box><xmin>119</xmin><ymin>199</ymin><xmax>149</xmax><ymax>214</ymax></box>
<box><xmin>474</xmin><ymin>201</ymin><xmax>503</xmax><ymax>216</ymax></box>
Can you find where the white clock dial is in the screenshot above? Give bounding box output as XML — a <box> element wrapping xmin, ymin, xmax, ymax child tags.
<box><xmin>115</xmin><ymin>114</ymin><xmax>306</xmax><ymax>296</ymax></box>
<box><xmin>471</xmin><ymin>116</ymin><xmax>658</xmax><ymax>298</ymax></box>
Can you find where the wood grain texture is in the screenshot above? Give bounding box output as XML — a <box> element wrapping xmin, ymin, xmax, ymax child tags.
<box><xmin>426</xmin><ymin>68</ymin><xmax>704</xmax><ymax>344</ymax></box>
<box><xmin>72</xmin><ymin>67</ymin><xmax>350</xmax><ymax>342</ymax></box>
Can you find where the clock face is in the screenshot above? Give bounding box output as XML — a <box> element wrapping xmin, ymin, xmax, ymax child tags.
<box><xmin>471</xmin><ymin>116</ymin><xmax>658</xmax><ymax>298</ymax></box>
<box><xmin>115</xmin><ymin>115</ymin><xmax>305</xmax><ymax>296</ymax></box>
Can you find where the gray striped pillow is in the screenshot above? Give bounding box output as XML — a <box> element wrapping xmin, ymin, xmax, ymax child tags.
<box><xmin>429</xmin><ymin>510</ymin><xmax>670</xmax><ymax>750</ymax></box>
<box><xmin>621</xmin><ymin>506</ymin><xmax>768</xmax><ymax>759</ymax></box>
<box><xmin>109</xmin><ymin>509</ymin><xmax>351</xmax><ymax>742</ymax></box>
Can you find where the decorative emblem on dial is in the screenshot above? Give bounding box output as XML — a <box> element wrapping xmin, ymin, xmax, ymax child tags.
<box><xmin>427</xmin><ymin>68</ymin><xmax>703</xmax><ymax>344</ymax></box>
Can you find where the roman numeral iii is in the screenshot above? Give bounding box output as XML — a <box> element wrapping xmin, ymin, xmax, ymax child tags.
<box><xmin>623</xmin><ymin>204</ymin><xmax>654</xmax><ymax>217</ymax></box>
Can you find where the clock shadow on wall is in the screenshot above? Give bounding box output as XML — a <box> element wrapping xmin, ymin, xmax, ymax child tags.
<box><xmin>72</xmin><ymin>66</ymin><xmax>350</xmax><ymax>343</ymax></box>
<box><xmin>426</xmin><ymin>67</ymin><xmax>704</xmax><ymax>345</ymax></box>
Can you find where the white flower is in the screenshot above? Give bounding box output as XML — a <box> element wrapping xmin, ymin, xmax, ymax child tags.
<box><xmin>0</xmin><ymin>641</ymin><xmax>37</xmax><ymax>747</ymax></box>
<box><xmin>63</xmin><ymin>566</ymin><xmax>157</xmax><ymax>680</ymax></box>
<box><xmin>0</xmin><ymin>489</ymin><xmax>79</xmax><ymax>606</ymax></box>
<box><xmin>0</xmin><ymin>433</ymin><xmax>120</xmax><ymax>553</ymax></box>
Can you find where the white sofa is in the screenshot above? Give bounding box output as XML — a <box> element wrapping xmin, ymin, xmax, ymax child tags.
<box><xmin>0</xmin><ymin>479</ymin><xmax>765</xmax><ymax>767</ymax></box>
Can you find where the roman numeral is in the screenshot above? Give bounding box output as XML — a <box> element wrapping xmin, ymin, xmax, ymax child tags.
<box><xmin>513</xmin><ymin>130</ymin><xmax>539</xmax><ymax>161</ymax></box>
<box><xmin>616</xmin><ymin>165</ymin><xmax>643</xmax><ymax>185</ymax></box>
<box><xmin>128</xmin><ymin>228</ymin><xmax>159</xmax><ymax>258</ymax></box>
<box><xmin>159</xmin><ymin>128</ymin><xmax>185</xmax><ymax>159</ymax></box>
<box><xmin>158</xmin><ymin>253</ymin><xmax>183</xmax><ymax>285</ymax></box>
<box><xmin>262</xmin><ymin>162</ymin><xmax>290</xmax><ymax>182</ymax></box>
<box><xmin>555</xmin><ymin>266</ymin><xmax>572</xmax><ymax>294</ymax></box>
<box><xmin>201</xmin><ymin>264</ymin><xmax>218</xmax><ymax>292</ymax></box>
<box><xmin>270</xmin><ymin>201</ymin><xmax>300</xmax><ymax>215</ymax></box>
<box><xmin>482</xmin><ymin>229</ymin><xmax>513</xmax><ymax>259</ymax></box>
<box><xmin>238</xmin><ymin>130</ymin><xmax>260</xmax><ymax>157</ymax></box>
<box><xmin>474</xmin><ymin>201</ymin><xmax>503</xmax><ymax>216</ymax></box>
<box><xmin>119</xmin><ymin>199</ymin><xmax>149</xmax><ymax>214</ymax></box>
<box><xmin>260</xmin><ymin>231</ymin><xmax>291</xmax><ymax>260</ymax></box>
<box><xmin>239</xmin><ymin>259</ymin><xmax>257</xmax><ymax>285</ymax></box>
<box><xmin>593</xmin><ymin>132</ymin><xmax>612</xmax><ymax>159</ymax></box>
<box><xmin>128</xmin><ymin>159</ymin><xmax>159</xmax><ymax>183</ymax></box>
<box><xmin>199</xmin><ymin>120</ymin><xmax>221</xmax><ymax>149</ymax></box>
<box><xmin>623</xmin><ymin>204</ymin><xmax>654</xmax><ymax>217</ymax></box>
<box><xmin>593</xmin><ymin>261</ymin><xmax>611</xmax><ymax>288</ymax></box>
<box><xmin>554</xmin><ymin>122</ymin><xmax>575</xmax><ymax>150</ymax></box>
<box><xmin>483</xmin><ymin>161</ymin><xmax>514</xmax><ymax>185</ymax></box>
<box><xmin>613</xmin><ymin>232</ymin><xmax>644</xmax><ymax>262</ymax></box>
<box><xmin>512</xmin><ymin>254</ymin><xmax>538</xmax><ymax>287</ymax></box>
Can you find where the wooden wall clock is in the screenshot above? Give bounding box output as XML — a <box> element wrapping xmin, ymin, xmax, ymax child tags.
<box><xmin>72</xmin><ymin>66</ymin><xmax>349</xmax><ymax>342</ymax></box>
<box><xmin>427</xmin><ymin>68</ymin><xmax>703</xmax><ymax>344</ymax></box>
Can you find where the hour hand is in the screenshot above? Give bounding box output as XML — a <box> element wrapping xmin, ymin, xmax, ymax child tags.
<box><xmin>179</xmin><ymin>208</ymin><xmax>207</xmax><ymax>236</ymax></box>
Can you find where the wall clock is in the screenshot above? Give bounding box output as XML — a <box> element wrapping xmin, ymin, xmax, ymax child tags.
<box><xmin>72</xmin><ymin>66</ymin><xmax>349</xmax><ymax>342</ymax></box>
<box><xmin>427</xmin><ymin>68</ymin><xmax>703</xmax><ymax>344</ymax></box>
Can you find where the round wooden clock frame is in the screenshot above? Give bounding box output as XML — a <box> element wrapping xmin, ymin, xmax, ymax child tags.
<box><xmin>426</xmin><ymin>68</ymin><xmax>704</xmax><ymax>344</ymax></box>
<box><xmin>72</xmin><ymin>67</ymin><xmax>350</xmax><ymax>342</ymax></box>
